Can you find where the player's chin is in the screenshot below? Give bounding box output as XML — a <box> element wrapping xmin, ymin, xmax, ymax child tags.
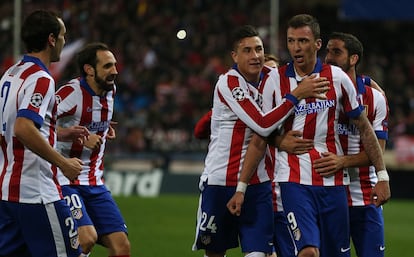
<box><xmin>103</xmin><ymin>83</ymin><xmax>115</xmax><ymax>91</ymax></box>
<box><xmin>249</xmin><ymin>66</ymin><xmax>262</xmax><ymax>75</ymax></box>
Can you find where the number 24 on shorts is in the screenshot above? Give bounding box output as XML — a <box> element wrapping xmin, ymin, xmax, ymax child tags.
<box><xmin>200</xmin><ymin>212</ymin><xmax>217</xmax><ymax>233</ymax></box>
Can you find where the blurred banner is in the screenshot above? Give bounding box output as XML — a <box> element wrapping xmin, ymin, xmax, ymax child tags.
<box><xmin>340</xmin><ymin>0</ymin><xmax>414</xmax><ymax>20</ymax></box>
<box><xmin>394</xmin><ymin>136</ymin><xmax>414</xmax><ymax>164</ymax></box>
<box><xmin>105</xmin><ymin>156</ymin><xmax>202</xmax><ymax>197</ymax></box>
<box><xmin>105</xmin><ymin>169</ymin><xmax>199</xmax><ymax>197</ymax></box>
<box><xmin>105</xmin><ymin>155</ymin><xmax>414</xmax><ymax>198</ymax></box>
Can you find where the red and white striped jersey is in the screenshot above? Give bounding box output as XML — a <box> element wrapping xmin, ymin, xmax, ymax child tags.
<box><xmin>339</xmin><ymin>76</ymin><xmax>389</xmax><ymax>206</ymax></box>
<box><xmin>0</xmin><ymin>55</ymin><xmax>61</xmax><ymax>203</ymax></box>
<box><xmin>268</xmin><ymin>60</ymin><xmax>363</xmax><ymax>186</ymax></box>
<box><xmin>200</xmin><ymin>66</ymin><xmax>298</xmax><ymax>187</ymax></box>
<box><xmin>56</xmin><ymin>77</ymin><xmax>114</xmax><ymax>186</ymax></box>
<box><xmin>264</xmin><ymin>145</ymin><xmax>284</xmax><ymax>212</ymax></box>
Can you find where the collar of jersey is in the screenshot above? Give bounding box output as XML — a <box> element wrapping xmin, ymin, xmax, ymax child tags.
<box><xmin>356</xmin><ymin>75</ymin><xmax>368</xmax><ymax>94</ymax></box>
<box><xmin>22</xmin><ymin>55</ymin><xmax>50</xmax><ymax>75</ymax></box>
<box><xmin>285</xmin><ymin>58</ymin><xmax>323</xmax><ymax>78</ymax></box>
<box><xmin>80</xmin><ymin>76</ymin><xmax>98</xmax><ymax>96</ymax></box>
<box><xmin>232</xmin><ymin>63</ymin><xmax>264</xmax><ymax>88</ymax></box>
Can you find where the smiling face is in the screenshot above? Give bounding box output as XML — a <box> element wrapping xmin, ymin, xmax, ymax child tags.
<box><xmin>89</xmin><ymin>50</ymin><xmax>118</xmax><ymax>94</ymax></box>
<box><xmin>231</xmin><ymin>36</ymin><xmax>265</xmax><ymax>83</ymax></box>
<box><xmin>287</xmin><ymin>25</ymin><xmax>322</xmax><ymax>76</ymax></box>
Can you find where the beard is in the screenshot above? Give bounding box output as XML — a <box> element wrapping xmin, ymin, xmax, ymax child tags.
<box><xmin>326</xmin><ymin>60</ymin><xmax>351</xmax><ymax>73</ymax></box>
<box><xmin>342</xmin><ymin>61</ymin><xmax>352</xmax><ymax>73</ymax></box>
<box><xmin>94</xmin><ymin>73</ymin><xmax>115</xmax><ymax>92</ymax></box>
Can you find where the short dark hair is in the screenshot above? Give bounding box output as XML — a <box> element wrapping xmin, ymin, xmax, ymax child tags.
<box><xmin>329</xmin><ymin>32</ymin><xmax>364</xmax><ymax>65</ymax></box>
<box><xmin>77</xmin><ymin>42</ymin><xmax>110</xmax><ymax>77</ymax></box>
<box><xmin>21</xmin><ymin>10</ymin><xmax>61</xmax><ymax>53</ymax></box>
<box><xmin>287</xmin><ymin>14</ymin><xmax>320</xmax><ymax>40</ymax></box>
<box><xmin>230</xmin><ymin>25</ymin><xmax>259</xmax><ymax>51</ymax></box>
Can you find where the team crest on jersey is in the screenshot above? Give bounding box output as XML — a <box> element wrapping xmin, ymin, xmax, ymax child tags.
<box><xmin>55</xmin><ymin>95</ymin><xmax>62</xmax><ymax>104</ymax></box>
<box><xmin>293</xmin><ymin>228</ymin><xmax>301</xmax><ymax>241</ymax></box>
<box><xmin>71</xmin><ymin>208</ymin><xmax>83</xmax><ymax>219</ymax></box>
<box><xmin>29</xmin><ymin>93</ymin><xmax>44</xmax><ymax>108</ymax></box>
<box><xmin>200</xmin><ymin>235</ymin><xmax>212</xmax><ymax>245</ymax></box>
<box><xmin>232</xmin><ymin>87</ymin><xmax>245</xmax><ymax>101</ymax></box>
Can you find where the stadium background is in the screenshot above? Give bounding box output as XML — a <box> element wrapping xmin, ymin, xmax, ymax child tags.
<box><xmin>1</xmin><ymin>1</ymin><xmax>413</xmax><ymax>256</ymax></box>
<box><xmin>1</xmin><ymin>0</ymin><xmax>413</xmax><ymax>189</ymax></box>
<box><xmin>1</xmin><ymin>0</ymin><xmax>413</xmax><ymax>196</ymax></box>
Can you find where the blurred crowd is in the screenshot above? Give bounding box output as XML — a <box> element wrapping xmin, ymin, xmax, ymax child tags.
<box><xmin>1</xmin><ymin>0</ymin><xmax>414</xmax><ymax>156</ymax></box>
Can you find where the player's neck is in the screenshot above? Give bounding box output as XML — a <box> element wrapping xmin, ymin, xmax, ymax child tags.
<box><xmin>86</xmin><ymin>78</ymin><xmax>104</xmax><ymax>96</ymax></box>
<box><xmin>241</xmin><ymin>72</ymin><xmax>260</xmax><ymax>85</ymax></box>
<box><xmin>347</xmin><ymin>69</ymin><xmax>357</xmax><ymax>85</ymax></box>
<box><xmin>27</xmin><ymin>52</ymin><xmax>51</xmax><ymax>68</ymax></box>
<box><xmin>294</xmin><ymin>59</ymin><xmax>317</xmax><ymax>77</ymax></box>
<box><xmin>294</xmin><ymin>65</ymin><xmax>314</xmax><ymax>78</ymax></box>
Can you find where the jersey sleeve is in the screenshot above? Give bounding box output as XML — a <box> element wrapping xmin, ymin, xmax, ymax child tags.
<box><xmin>372</xmin><ymin>88</ymin><xmax>389</xmax><ymax>140</ymax></box>
<box><xmin>217</xmin><ymin>72</ymin><xmax>297</xmax><ymax>137</ymax></box>
<box><xmin>338</xmin><ymin>68</ymin><xmax>364</xmax><ymax>118</ymax></box>
<box><xmin>56</xmin><ymin>81</ymin><xmax>78</xmax><ymax>120</ymax></box>
<box><xmin>194</xmin><ymin>109</ymin><xmax>212</xmax><ymax>139</ymax></box>
<box><xmin>17</xmin><ymin>73</ymin><xmax>55</xmax><ymax>129</ymax></box>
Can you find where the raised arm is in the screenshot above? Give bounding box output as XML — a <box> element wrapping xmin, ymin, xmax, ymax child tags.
<box><xmin>220</xmin><ymin>73</ymin><xmax>330</xmax><ymax>137</ymax></box>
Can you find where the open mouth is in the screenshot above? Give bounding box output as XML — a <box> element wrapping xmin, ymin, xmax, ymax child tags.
<box><xmin>106</xmin><ymin>75</ymin><xmax>117</xmax><ymax>83</ymax></box>
<box><xmin>294</xmin><ymin>55</ymin><xmax>304</xmax><ymax>63</ymax></box>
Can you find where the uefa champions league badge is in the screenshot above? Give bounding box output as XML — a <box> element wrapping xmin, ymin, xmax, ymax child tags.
<box><xmin>232</xmin><ymin>87</ymin><xmax>245</xmax><ymax>101</ymax></box>
<box><xmin>29</xmin><ymin>93</ymin><xmax>44</xmax><ymax>108</ymax></box>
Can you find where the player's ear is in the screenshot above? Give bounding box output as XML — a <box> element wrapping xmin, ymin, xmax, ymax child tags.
<box><xmin>84</xmin><ymin>64</ymin><xmax>94</xmax><ymax>77</ymax></box>
<box><xmin>231</xmin><ymin>50</ymin><xmax>238</xmax><ymax>63</ymax></box>
<box><xmin>48</xmin><ymin>33</ymin><xmax>56</xmax><ymax>47</ymax></box>
<box><xmin>315</xmin><ymin>38</ymin><xmax>322</xmax><ymax>50</ymax></box>
<box><xmin>350</xmin><ymin>54</ymin><xmax>359</xmax><ymax>66</ymax></box>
